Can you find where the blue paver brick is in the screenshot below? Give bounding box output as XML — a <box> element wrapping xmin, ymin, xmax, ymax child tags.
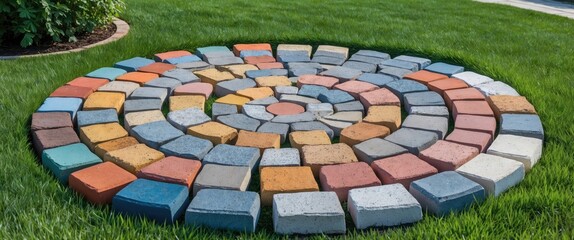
<box><xmin>318</xmin><ymin>90</ymin><xmax>355</xmax><ymax>104</ymax></box>
<box><xmin>42</xmin><ymin>143</ymin><xmax>102</xmax><ymax>184</ymax></box>
<box><xmin>185</xmin><ymin>189</ymin><xmax>260</xmax><ymax>232</ymax></box>
<box><xmin>113</xmin><ymin>179</ymin><xmax>190</xmax><ymax>224</ymax></box>
<box><xmin>131</xmin><ymin>121</ymin><xmax>184</xmax><ymax>148</ymax></box>
<box><xmin>37</xmin><ymin>97</ymin><xmax>83</xmax><ymax>121</ymax></box>
<box><xmin>409</xmin><ymin>171</ymin><xmax>485</xmax><ymax>216</ymax></box>
<box><xmin>114</xmin><ymin>57</ymin><xmax>155</xmax><ymax>72</ymax></box>
<box><xmin>202</xmin><ymin>144</ymin><xmax>260</xmax><ymax>172</ymax></box>
<box><xmin>424</xmin><ymin>62</ymin><xmax>464</xmax><ymax>76</ymax></box>
<box><xmin>159</xmin><ymin>135</ymin><xmax>213</xmax><ymax>160</ymax></box>
<box><xmin>85</xmin><ymin>67</ymin><xmax>127</xmax><ymax>81</ymax></box>
<box><xmin>500</xmin><ymin>114</ymin><xmax>544</xmax><ymax>140</ymax></box>
<box><xmin>76</xmin><ymin>109</ymin><xmax>118</xmax><ymax>128</ymax></box>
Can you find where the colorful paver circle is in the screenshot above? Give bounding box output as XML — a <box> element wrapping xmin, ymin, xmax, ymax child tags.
<box><xmin>31</xmin><ymin>43</ymin><xmax>543</xmax><ymax>234</ymax></box>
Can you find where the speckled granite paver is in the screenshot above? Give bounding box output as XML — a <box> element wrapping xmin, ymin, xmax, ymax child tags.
<box><xmin>486</xmin><ymin>134</ymin><xmax>543</xmax><ymax>171</ymax></box>
<box><xmin>257</xmin><ymin>122</ymin><xmax>290</xmax><ymax>144</ymax></box>
<box><xmin>167</xmin><ymin>107</ymin><xmax>210</xmax><ymax>131</ymax></box>
<box><xmin>259</xmin><ymin>148</ymin><xmax>301</xmax><ymax>169</ymax></box>
<box><xmin>159</xmin><ymin>135</ymin><xmax>213</xmax><ymax>160</ymax></box>
<box><xmin>186</xmin><ymin>189</ymin><xmax>261</xmax><ymax>232</ymax></box>
<box><xmin>131</xmin><ymin>121</ymin><xmax>184</xmax><ymax>149</ymax></box>
<box><xmin>348</xmin><ymin>184</ymin><xmax>422</xmax><ymax>229</ymax></box>
<box><xmin>273</xmin><ymin>192</ymin><xmax>345</xmax><ymax>234</ymax></box>
<box><xmin>456</xmin><ymin>153</ymin><xmax>524</xmax><ymax>196</ymax></box>
<box><xmin>202</xmin><ymin>144</ymin><xmax>260</xmax><ymax>172</ymax></box>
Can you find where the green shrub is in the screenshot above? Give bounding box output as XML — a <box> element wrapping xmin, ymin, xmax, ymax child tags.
<box><xmin>0</xmin><ymin>0</ymin><xmax>125</xmax><ymax>48</ymax></box>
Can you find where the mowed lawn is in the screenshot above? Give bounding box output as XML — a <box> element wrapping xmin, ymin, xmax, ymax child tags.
<box><xmin>1</xmin><ymin>0</ymin><xmax>573</xmax><ymax>238</ymax></box>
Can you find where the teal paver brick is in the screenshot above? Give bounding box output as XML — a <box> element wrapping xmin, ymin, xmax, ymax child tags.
<box><xmin>114</xmin><ymin>57</ymin><xmax>155</xmax><ymax>72</ymax></box>
<box><xmin>85</xmin><ymin>67</ymin><xmax>127</xmax><ymax>81</ymax></box>
<box><xmin>42</xmin><ymin>143</ymin><xmax>102</xmax><ymax>184</ymax></box>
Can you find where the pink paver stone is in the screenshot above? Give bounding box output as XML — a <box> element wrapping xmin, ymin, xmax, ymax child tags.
<box><xmin>244</xmin><ymin>56</ymin><xmax>276</xmax><ymax>65</ymax></box>
<box><xmin>154</xmin><ymin>50</ymin><xmax>192</xmax><ymax>62</ymax></box>
<box><xmin>418</xmin><ymin>140</ymin><xmax>480</xmax><ymax>172</ymax></box>
<box><xmin>266</xmin><ymin>102</ymin><xmax>305</xmax><ymax>115</ymax></box>
<box><xmin>446</xmin><ymin>129</ymin><xmax>492</xmax><ymax>153</ymax></box>
<box><xmin>256</xmin><ymin>62</ymin><xmax>284</xmax><ymax>70</ymax></box>
<box><xmin>297</xmin><ymin>75</ymin><xmax>339</xmax><ymax>88</ymax></box>
<box><xmin>173</xmin><ymin>82</ymin><xmax>213</xmax><ymax>99</ymax></box>
<box><xmin>333</xmin><ymin>80</ymin><xmax>379</xmax><ymax>98</ymax></box>
<box><xmin>358</xmin><ymin>88</ymin><xmax>400</xmax><ymax>109</ymax></box>
<box><xmin>319</xmin><ymin>162</ymin><xmax>381</xmax><ymax>201</ymax></box>
<box><xmin>444</xmin><ymin>88</ymin><xmax>486</xmax><ymax>107</ymax></box>
<box><xmin>136</xmin><ymin>156</ymin><xmax>202</xmax><ymax>189</ymax></box>
<box><xmin>454</xmin><ymin>114</ymin><xmax>497</xmax><ymax>137</ymax></box>
<box><xmin>371</xmin><ymin>153</ymin><xmax>438</xmax><ymax>189</ymax></box>
<box><xmin>452</xmin><ymin>100</ymin><xmax>494</xmax><ymax>120</ymax></box>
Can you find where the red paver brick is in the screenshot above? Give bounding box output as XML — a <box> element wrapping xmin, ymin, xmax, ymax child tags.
<box><xmin>154</xmin><ymin>50</ymin><xmax>192</xmax><ymax>61</ymax></box>
<box><xmin>32</xmin><ymin>127</ymin><xmax>80</xmax><ymax>154</ymax></box>
<box><xmin>256</xmin><ymin>62</ymin><xmax>284</xmax><ymax>70</ymax></box>
<box><xmin>116</xmin><ymin>72</ymin><xmax>159</xmax><ymax>86</ymax></box>
<box><xmin>173</xmin><ymin>82</ymin><xmax>213</xmax><ymax>99</ymax></box>
<box><xmin>235</xmin><ymin>130</ymin><xmax>281</xmax><ymax>154</ymax></box>
<box><xmin>486</xmin><ymin>95</ymin><xmax>537</xmax><ymax>119</ymax></box>
<box><xmin>297</xmin><ymin>75</ymin><xmax>339</xmax><ymax>88</ymax></box>
<box><xmin>340</xmin><ymin>122</ymin><xmax>390</xmax><ymax>146</ymax></box>
<box><xmin>418</xmin><ymin>140</ymin><xmax>480</xmax><ymax>172</ymax></box>
<box><xmin>444</xmin><ymin>87</ymin><xmax>486</xmax><ymax>108</ymax></box>
<box><xmin>31</xmin><ymin>112</ymin><xmax>73</xmax><ymax>131</ymax></box>
<box><xmin>445</xmin><ymin>129</ymin><xmax>492</xmax><ymax>153</ymax></box>
<box><xmin>371</xmin><ymin>153</ymin><xmax>438</xmax><ymax>189</ymax></box>
<box><xmin>50</xmin><ymin>85</ymin><xmax>93</xmax><ymax>99</ymax></box>
<box><xmin>266</xmin><ymin>102</ymin><xmax>305</xmax><ymax>115</ymax></box>
<box><xmin>66</xmin><ymin>77</ymin><xmax>109</xmax><ymax>91</ymax></box>
<box><xmin>319</xmin><ymin>162</ymin><xmax>381</xmax><ymax>201</ymax></box>
<box><xmin>452</xmin><ymin>100</ymin><xmax>494</xmax><ymax>120</ymax></box>
<box><xmin>232</xmin><ymin>43</ymin><xmax>272</xmax><ymax>56</ymax></box>
<box><xmin>69</xmin><ymin>162</ymin><xmax>137</xmax><ymax>204</ymax></box>
<box><xmin>334</xmin><ymin>80</ymin><xmax>380</xmax><ymax>98</ymax></box>
<box><xmin>427</xmin><ymin>78</ymin><xmax>468</xmax><ymax>95</ymax></box>
<box><xmin>403</xmin><ymin>70</ymin><xmax>448</xmax><ymax>85</ymax></box>
<box><xmin>137</xmin><ymin>62</ymin><xmax>176</xmax><ymax>75</ymax></box>
<box><xmin>244</xmin><ymin>55</ymin><xmax>276</xmax><ymax>64</ymax></box>
<box><xmin>137</xmin><ymin>156</ymin><xmax>202</xmax><ymax>189</ymax></box>
<box><xmin>359</xmin><ymin>88</ymin><xmax>400</xmax><ymax>109</ymax></box>
<box><xmin>454</xmin><ymin>114</ymin><xmax>497</xmax><ymax>137</ymax></box>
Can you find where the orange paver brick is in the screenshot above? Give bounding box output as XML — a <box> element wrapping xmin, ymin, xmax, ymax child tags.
<box><xmin>66</xmin><ymin>77</ymin><xmax>109</xmax><ymax>91</ymax></box>
<box><xmin>260</xmin><ymin>166</ymin><xmax>319</xmax><ymax>206</ymax></box>
<box><xmin>169</xmin><ymin>95</ymin><xmax>205</xmax><ymax>111</ymax></box>
<box><xmin>94</xmin><ymin>136</ymin><xmax>139</xmax><ymax>158</ymax></box>
<box><xmin>236</xmin><ymin>87</ymin><xmax>274</xmax><ymax>100</ymax></box>
<box><xmin>403</xmin><ymin>70</ymin><xmax>448</xmax><ymax>85</ymax></box>
<box><xmin>104</xmin><ymin>144</ymin><xmax>165</xmax><ymax>174</ymax></box>
<box><xmin>288</xmin><ymin>130</ymin><xmax>332</xmax><ymax>151</ymax></box>
<box><xmin>363</xmin><ymin>105</ymin><xmax>402</xmax><ymax>132</ymax></box>
<box><xmin>82</xmin><ymin>92</ymin><xmax>125</xmax><ymax>113</ymax></box>
<box><xmin>154</xmin><ymin>50</ymin><xmax>192</xmax><ymax>62</ymax></box>
<box><xmin>79</xmin><ymin>123</ymin><xmax>128</xmax><ymax>150</ymax></box>
<box><xmin>486</xmin><ymin>95</ymin><xmax>537</xmax><ymax>119</ymax></box>
<box><xmin>255</xmin><ymin>76</ymin><xmax>292</xmax><ymax>88</ymax></box>
<box><xmin>340</xmin><ymin>122</ymin><xmax>390</xmax><ymax>146</ymax></box>
<box><xmin>69</xmin><ymin>162</ymin><xmax>137</xmax><ymax>205</ymax></box>
<box><xmin>187</xmin><ymin>121</ymin><xmax>238</xmax><ymax>145</ymax></box>
<box><xmin>245</xmin><ymin>56</ymin><xmax>276</xmax><ymax>65</ymax></box>
<box><xmin>235</xmin><ymin>130</ymin><xmax>281</xmax><ymax>154</ymax></box>
<box><xmin>136</xmin><ymin>156</ymin><xmax>202</xmax><ymax>189</ymax></box>
<box><xmin>218</xmin><ymin>64</ymin><xmax>259</xmax><ymax>78</ymax></box>
<box><xmin>50</xmin><ymin>85</ymin><xmax>93</xmax><ymax>99</ymax></box>
<box><xmin>194</xmin><ymin>68</ymin><xmax>235</xmax><ymax>86</ymax></box>
<box><xmin>232</xmin><ymin>43</ymin><xmax>272</xmax><ymax>56</ymax></box>
<box><xmin>214</xmin><ymin>94</ymin><xmax>251</xmax><ymax>110</ymax></box>
<box><xmin>137</xmin><ymin>62</ymin><xmax>176</xmax><ymax>74</ymax></box>
<box><xmin>116</xmin><ymin>72</ymin><xmax>159</xmax><ymax>86</ymax></box>
<box><xmin>427</xmin><ymin>78</ymin><xmax>468</xmax><ymax>95</ymax></box>
<box><xmin>301</xmin><ymin>143</ymin><xmax>359</xmax><ymax>177</ymax></box>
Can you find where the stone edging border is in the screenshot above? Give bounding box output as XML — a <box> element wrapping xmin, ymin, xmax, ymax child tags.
<box><xmin>0</xmin><ymin>18</ymin><xmax>129</xmax><ymax>60</ymax></box>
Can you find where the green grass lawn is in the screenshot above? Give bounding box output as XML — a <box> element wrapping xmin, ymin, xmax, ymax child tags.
<box><xmin>1</xmin><ymin>0</ymin><xmax>574</xmax><ymax>238</ymax></box>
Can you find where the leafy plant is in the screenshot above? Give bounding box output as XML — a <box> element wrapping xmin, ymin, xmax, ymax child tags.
<box><xmin>0</xmin><ymin>0</ymin><xmax>125</xmax><ymax>48</ymax></box>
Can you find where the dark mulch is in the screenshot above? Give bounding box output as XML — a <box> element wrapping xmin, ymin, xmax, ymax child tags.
<box><xmin>0</xmin><ymin>23</ymin><xmax>116</xmax><ymax>56</ymax></box>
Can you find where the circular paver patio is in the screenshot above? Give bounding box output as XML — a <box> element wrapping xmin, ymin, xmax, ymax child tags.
<box><xmin>31</xmin><ymin>43</ymin><xmax>544</xmax><ymax>234</ymax></box>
